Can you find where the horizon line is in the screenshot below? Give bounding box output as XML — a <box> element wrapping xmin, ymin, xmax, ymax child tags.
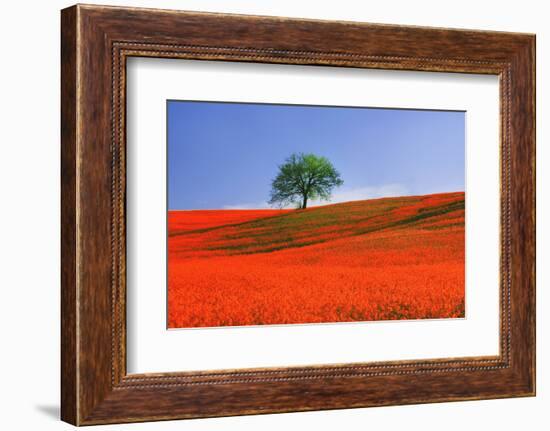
<box><xmin>168</xmin><ymin>190</ymin><xmax>465</xmax><ymax>211</ymax></box>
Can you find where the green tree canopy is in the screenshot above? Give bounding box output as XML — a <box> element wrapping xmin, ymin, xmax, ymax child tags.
<box><xmin>269</xmin><ymin>153</ymin><xmax>343</xmax><ymax>209</ymax></box>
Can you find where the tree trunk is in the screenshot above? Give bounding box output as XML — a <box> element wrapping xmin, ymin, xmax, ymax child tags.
<box><xmin>302</xmin><ymin>195</ymin><xmax>308</xmax><ymax>209</ymax></box>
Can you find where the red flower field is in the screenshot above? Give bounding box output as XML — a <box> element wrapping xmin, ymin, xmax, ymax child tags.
<box><xmin>168</xmin><ymin>192</ymin><xmax>465</xmax><ymax>328</ymax></box>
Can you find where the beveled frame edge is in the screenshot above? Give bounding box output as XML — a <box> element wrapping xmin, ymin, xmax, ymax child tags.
<box><xmin>61</xmin><ymin>4</ymin><xmax>535</xmax><ymax>426</ymax></box>
<box><xmin>113</xmin><ymin>45</ymin><xmax>512</xmax><ymax>383</ymax></box>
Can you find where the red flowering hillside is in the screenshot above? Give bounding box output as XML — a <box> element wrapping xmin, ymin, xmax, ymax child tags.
<box><xmin>168</xmin><ymin>192</ymin><xmax>465</xmax><ymax>328</ymax></box>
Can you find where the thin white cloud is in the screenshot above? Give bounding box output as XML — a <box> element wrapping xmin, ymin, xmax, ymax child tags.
<box><xmin>222</xmin><ymin>201</ymin><xmax>271</xmax><ymax>210</ymax></box>
<box><xmin>309</xmin><ymin>184</ymin><xmax>408</xmax><ymax>207</ymax></box>
<box><xmin>222</xmin><ymin>184</ymin><xmax>408</xmax><ymax>210</ymax></box>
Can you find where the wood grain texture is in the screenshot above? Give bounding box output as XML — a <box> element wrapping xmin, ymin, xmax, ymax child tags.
<box><xmin>60</xmin><ymin>4</ymin><xmax>535</xmax><ymax>425</ymax></box>
<box><xmin>60</xmin><ymin>5</ymin><xmax>78</xmax><ymax>425</ymax></box>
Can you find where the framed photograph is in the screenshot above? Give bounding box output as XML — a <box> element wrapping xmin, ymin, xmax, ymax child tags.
<box><xmin>61</xmin><ymin>4</ymin><xmax>535</xmax><ymax>425</ymax></box>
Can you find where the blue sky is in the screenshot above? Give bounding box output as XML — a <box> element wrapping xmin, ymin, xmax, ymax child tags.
<box><xmin>167</xmin><ymin>100</ymin><xmax>465</xmax><ymax>210</ymax></box>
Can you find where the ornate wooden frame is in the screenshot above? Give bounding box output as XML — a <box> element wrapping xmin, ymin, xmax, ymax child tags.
<box><xmin>61</xmin><ymin>4</ymin><xmax>535</xmax><ymax>425</ymax></box>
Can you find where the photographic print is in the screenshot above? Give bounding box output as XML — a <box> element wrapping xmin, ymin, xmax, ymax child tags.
<box><xmin>167</xmin><ymin>101</ymin><xmax>465</xmax><ymax>329</ymax></box>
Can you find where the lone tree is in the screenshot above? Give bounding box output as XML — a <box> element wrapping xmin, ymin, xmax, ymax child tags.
<box><xmin>269</xmin><ymin>153</ymin><xmax>343</xmax><ymax>209</ymax></box>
